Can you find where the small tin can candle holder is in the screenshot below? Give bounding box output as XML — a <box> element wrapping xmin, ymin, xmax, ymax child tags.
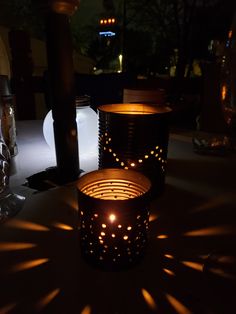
<box><xmin>77</xmin><ymin>168</ymin><xmax>151</xmax><ymax>270</ymax></box>
<box><xmin>98</xmin><ymin>103</ymin><xmax>172</xmax><ymax>196</ymax></box>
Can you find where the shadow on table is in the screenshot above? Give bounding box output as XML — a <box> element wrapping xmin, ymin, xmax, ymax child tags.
<box><xmin>0</xmin><ymin>184</ymin><xmax>235</xmax><ymax>314</ymax></box>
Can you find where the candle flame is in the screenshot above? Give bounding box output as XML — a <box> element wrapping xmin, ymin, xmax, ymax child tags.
<box><xmin>109</xmin><ymin>214</ymin><xmax>116</xmax><ymax>223</ymax></box>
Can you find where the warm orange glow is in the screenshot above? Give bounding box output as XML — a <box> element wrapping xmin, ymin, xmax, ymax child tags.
<box><xmin>101</xmin><ymin>232</ymin><xmax>106</xmax><ymax>236</ymax></box>
<box><xmin>164</xmin><ymin>254</ymin><xmax>175</xmax><ymax>259</ymax></box>
<box><xmin>99</xmin><ymin>103</ymin><xmax>171</xmax><ymax>115</ymax></box>
<box><xmin>104</xmin><ymin>19</ymin><xmax>107</xmax><ymax>24</ymax></box>
<box><xmin>100</xmin><ymin>19</ymin><xmax>104</xmax><ymax>24</ymax></box>
<box><xmin>108</xmin><ymin>18</ymin><xmax>111</xmax><ymax>23</ymax></box>
<box><xmin>127</xmin><ymin>226</ymin><xmax>132</xmax><ymax>230</ymax></box>
<box><xmin>35</xmin><ymin>289</ymin><xmax>60</xmax><ymax>311</ymax></box>
<box><xmin>163</xmin><ymin>268</ymin><xmax>175</xmax><ymax>276</ymax></box>
<box><xmin>81</xmin><ymin>305</ymin><xmax>92</xmax><ymax>314</ymax></box>
<box><xmin>123</xmin><ymin>235</ymin><xmax>128</xmax><ymax>240</ymax></box>
<box><xmin>181</xmin><ymin>261</ymin><xmax>203</xmax><ymax>272</ymax></box>
<box><xmin>221</xmin><ymin>85</ymin><xmax>227</xmax><ymax>101</ymax></box>
<box><xmin>102</xmin><ymin>224</ymin><xmax>107</xmax><ymax>228</ymax></box>
<box><xmin>51</xmin><ymin>1</ymin><xmax>79</xmax><ymax>15</ymax></box>
<box><xmin>166</xmin><ymin>294</ymin><xmax>192</xmax><ymax>314</ymax></box>
<box><xmin>109</xmin><ymin>214</ymin><xmax>116</xmax><ymax>223</ymax></box>
<box><xmin>6</xmin><ymin>219</ymin><xmax>49</xmax><ymax>232</ymax></box>
<box><xmin>0</xmin><ymin>303</ymin><xmax>17</xmax><ymax>313</ymax></box>
<box><xmin>138</xmin><ymin>159</ymin><xmax>143</xmax><ymax>163</ymax></box>
<box><xmin>111</xmin><ymin>234</ymin><xmax>116</xmax><ymax>238</ymax></box>
<box><xmin>228</xmin><ymin>30</ymin><xmax>233</xmax><ymax>38</ymax></box>
<box><xmin>52</xmin><ymin>222</ymin><xmax>73</xmax><ymax>231</ymax></box>
<box><xmin>0</xmin><ymin>242</ymin><xmax>36</xmax><ymax>251</ymax></box>
<box><xmin>130</xmin><ymin>163</ymin><xmax>136</xmax><ymax>167</ymax></box>
<box><xmin>208</xmin><ymin>267</ymin><xmax>236</xmax><ymax>280</ymax></box>
<box><xmin>112</xmin><ymin>18</ymin><xmax>115</xmax><ymax>23</ymax></box>
<box><xmin>141</xmin><ymin>288</ymin><xmax>158</xmax><ymax>311</ymax></box>
<box><xmin>183</xmin><ymin>226</ymin><xmax>235</xmax><ymax>237</ymax></box>
<box><xmin>10</xmin><ymin>258</ymin><xmax>49</xmax><ymax>272</ymax></box>
<box><xmin>157</xmin><ymin>234</ymin><xmax>168</xmax><ymax>239</ymax></box>
<box><xmin>118</xmin><ymin>224</ymin><xmax>122</xmax><ymax>228</ymax></box>
<box><xmin>149</xmin><ymin>214</ymin><xmax>159</xmax><ymax>222</ymax></box>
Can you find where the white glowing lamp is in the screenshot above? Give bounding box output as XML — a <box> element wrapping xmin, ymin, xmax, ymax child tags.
<box><xmin>43</xmin><ymin>96</ymin><xmax>98</xmax><ymax>171</ymax></box>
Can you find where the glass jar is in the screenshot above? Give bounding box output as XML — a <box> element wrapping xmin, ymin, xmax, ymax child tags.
<box><xmin>43</xmin><ymin>95</ymin><xmax>98</xmax><ymax>171</ymax></box>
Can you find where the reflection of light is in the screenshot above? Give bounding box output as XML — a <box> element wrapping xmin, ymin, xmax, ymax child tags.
<box><xmin>52</xmin><ymin>222</ymin><xmax>73</xmax><ymax>231</ymax></box>
<box><xmin>184</xmin><ymin>226</ymin><xmax>235</xmax><ymax>237</ymax></box>
<box><xmin>157</xmin><ymin>234</ymin><xmax>168</xmax><ymax>239</ymax></box>
<box><xmin>221</xmin><ymin>85</ymin><xmax>227</xmax><ymax>101</ymax></box>
<box><xmin>181</xmin><ymin>261</ymin><xmax>203</xmax><ymax>272</ymax></box>
<box><xmin>6</xmin><ymin>219</ymin><xmax>49</xmax><ymax>232</ymax></box>
<box><xmin>166</xmin><ymin>294</ymin><xmax>192</xmax><ymax>314</ymax></box>
<box><xmin>141</xmin><ymin>288</ymin><xmax>157</xmax><ymax>311</ymax></box>
<box><xmin>149</xmin><ymin>214</ymin><xmax>159</xmax><ymax>222</ymax></box>
<box><xmin>164</xmin><ymin>254</ymin><xmax>175</xmax><ymax>259</ymax></box>
<box><xmin>0</xmin><ymin>242</ymin><xmax>36</xmax><ymax>251</ymax></box>
<box><xmin>10</xmin><ymin>258</ymin><xmax>50</xmax><ymax>272</ymax></box>
<box><xmin>0</xmin><ymin>303</ymin><xmax>17</xmax><ymax>313</ymax></box>
<box><xmin>109</xmin><ymin>214</ymin><xmax>116</xmax><ymax>223</ymax></box>
<box><xmin>228</xmin><ymin>30</ymin><xmax>232</xmax><ymax>38</ymax></box>
<box><xmin>35</xmin><ymin>289</ymin><xmax>60</xmax><ymax>311</ymax></box>
<box><xmin>81</xmin><ymin>305</ymin><xmax>92</xmax><ymax>314</ymax></box>
<box><xmin>163</xmin><ymin>268</ymin><xmax>175</xmax><ymax>276</ymax></box>
<box><xmin>208</xmin><ymin>267</ymin><xmax>236</xmax><ymax>280</ymax></box>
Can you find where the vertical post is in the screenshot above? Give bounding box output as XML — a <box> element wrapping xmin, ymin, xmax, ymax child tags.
<box><xmin>121</xmin><ymin>0</ymin><xmax>126</xmax><ymax>72</ymax></box>
<box><xmin>45</xmin><ymin>1</ymin><xmax>80</xmax><ymax>183</ymax></box>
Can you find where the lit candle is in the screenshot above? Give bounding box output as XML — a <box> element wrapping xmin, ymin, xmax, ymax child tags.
<box><xmin>77</xmin><ymin>168</ymin><xmax>151</xmax><ymax>270</ymax></box>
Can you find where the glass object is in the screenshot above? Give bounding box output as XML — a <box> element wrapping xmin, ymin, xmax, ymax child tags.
<box><xmin>0</xmin><ymin>75</ymin><xmax>18</xmax><ymax>156</ymax></box>
<box><xmin>43</xmin><ymin>95</ymin><xmax>98</xmax><ymax>170</ymax></box>
<box><xmin>193</xmin><ymin>13</ymin><xmax>236</xmax><ymax>155</ymax></box>
<box><xmin>77</xmin><ymin>168</ymin><xmax>151</xmax><ymax>270</ymax></box>
<box><xmin>0</xmin><ymin>121</ymin><xmax>25</xmax><ymax>223</ymax></box>
<box><xmin>220</xmin><ymin>13</ymin><xmax>236</xmax><ymax>139</ymax></box>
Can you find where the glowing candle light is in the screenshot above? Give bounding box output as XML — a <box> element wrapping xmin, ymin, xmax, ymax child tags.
<box><xmin>77</xmin><ymin>168</ymin><xmax>151</xmax><ymax>270</ymax></box>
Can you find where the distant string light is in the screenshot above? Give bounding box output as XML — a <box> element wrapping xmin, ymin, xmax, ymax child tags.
<box><xmin>100</xmin><ymin>18</ymin><xmax>116</xmax><ymax>25</ymax></box>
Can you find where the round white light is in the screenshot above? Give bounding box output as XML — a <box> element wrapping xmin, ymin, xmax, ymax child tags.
<box><xmin>43</xmin><ymin>104</ymin><xmax>98</xmax><ymax>171</ymax></box>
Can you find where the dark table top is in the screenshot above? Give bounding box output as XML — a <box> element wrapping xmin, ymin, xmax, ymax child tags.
<box><xmin>0</xmin><ymin>120</ymin><xmax>236</xmax><ymax>314</ymax></box>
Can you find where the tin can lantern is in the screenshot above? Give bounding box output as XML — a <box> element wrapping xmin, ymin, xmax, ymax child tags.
<box><xmin>77</xmin><ymin>168</ymin><xmax>151</xmax><ymax>270</ymax></box>
<box><xmin>98</xmin><ymin>103</ymin><xmax>172</xmax><ymax>196</ymax></box>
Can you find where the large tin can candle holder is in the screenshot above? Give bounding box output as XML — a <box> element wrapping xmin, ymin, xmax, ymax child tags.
<box><xmin>98</xmin><ymin>104</ymin><xmax>172</xmax><ymax>196</ymax></box>
<box><xmin>77</xmin><ymin>168</ymin><xmax>151</xmax><ymax>270</ymax></box>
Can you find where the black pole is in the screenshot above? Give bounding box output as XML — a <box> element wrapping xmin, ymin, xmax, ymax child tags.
<box><xmin>45</xmin><ymin>11</ymin><xmax>79</xmax><ymax>183</ymax></box>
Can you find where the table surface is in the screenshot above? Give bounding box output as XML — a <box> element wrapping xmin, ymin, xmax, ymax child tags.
<box><xmin>0</xmin><ymin>120</ymin><xmax>236</xmax><ymax>314</ymax></box>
